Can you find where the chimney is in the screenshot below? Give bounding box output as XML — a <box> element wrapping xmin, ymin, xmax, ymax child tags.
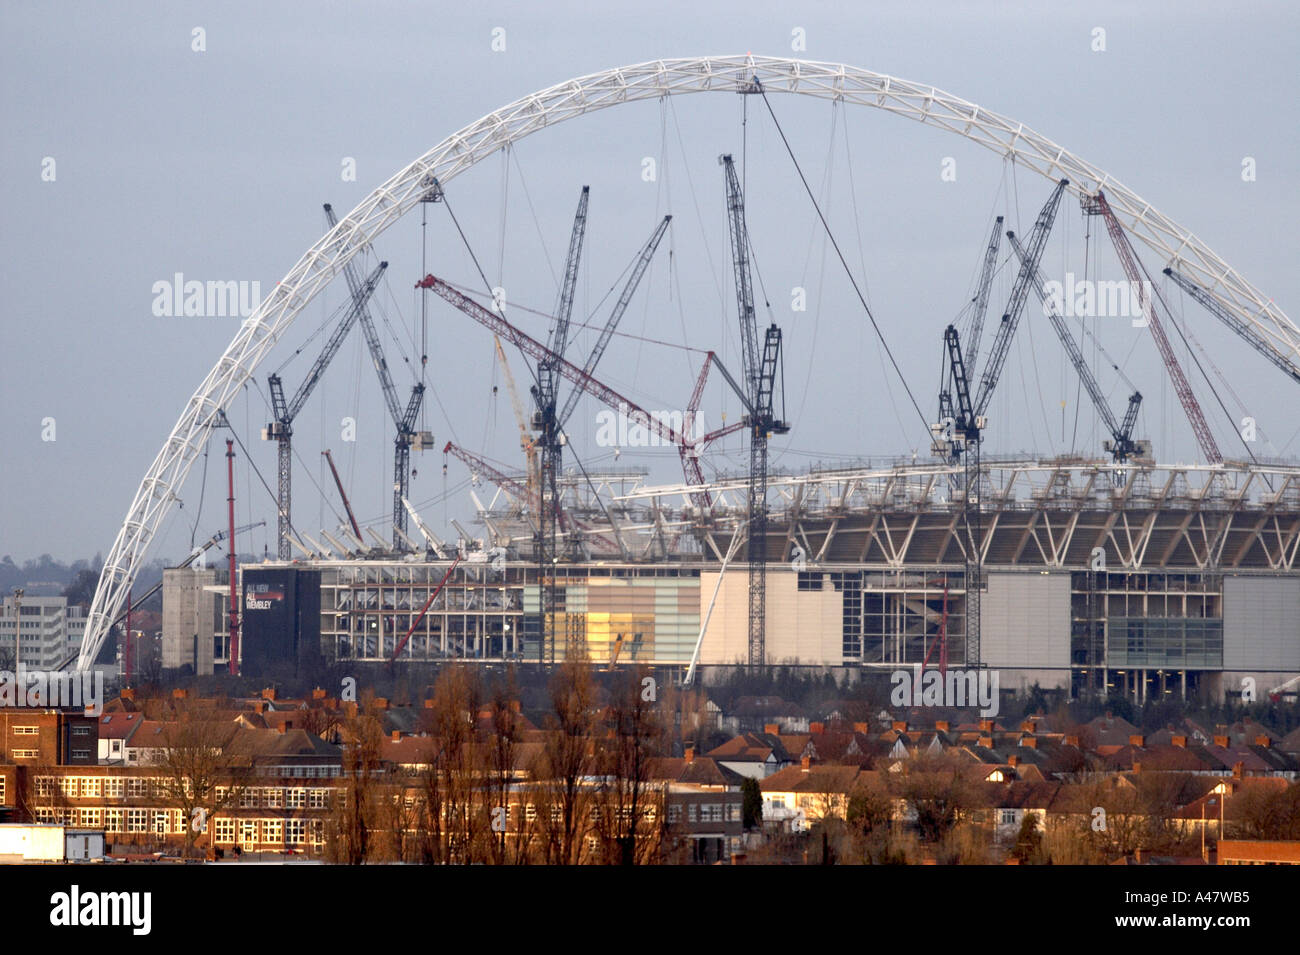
<box><xmin>1254</xmin><ymin>735</ymin><xmax>1271</xmax><ymax>748</ymax></box>
<box><xmin>763</xmin><ymin>723</ymin><xmax>779</xmax><ymax>736</ymax></box>
<box><xmin>1232</xmin><ymin>761</ymin><xmax>1244</xmax><ymax>779</ymax></box>
<box><xmin>172</xmin><ymin>688</ymin><xmax>188</xmax><ymax>699</ymax></box>
<box><xmin>121</xmin><ymin>688</ymin><xmax>135</xmax><ymax>702</ymax></box>
<box><xmin>978</xmin><ymin>735</ymin><xmax>993</xmax><ymax>748</ymax></box>
<box><xmin>277</xmin><ymin>724</ymin><xmax>288</xmax><ymax>735</ymax></box>
<box><xmin>423</xmin><ymin>699</ymin><xmax>435</xmax><ymax>709</ymax></box>
<box><xmin>934</xmin><ymin>720</ymin><xmax>949</xmax><ymax>733</ymax></box>
<box><xmin>684</xmin><ymin>747</ymin><xmax>695</xmax><ymax>764</ymax></box>
<box><xmin>344</xmin><ymin>701</ymin><xmax>358</xmax><ymax>718</ymax></box>
<box><xmin>391</xmin><ymin>730</ymin><xmax>401</xmax><ymax>742</ymax></box>
<box><xmin>810</xmin><ymin>721</ymin><xmax>825</xmax><ymax>734</ymax></box>
<box><xmin>1065</xmin><ymin>735</ymin><xmax>1080</xmax><ymax>749</ymax></box>
<box><xmin>1172</xmin><ymin>735</ymin><xmax>1187</xmax><ymax>748</ymax></box>
<box><xmin>801</xmin><ymin>755</ymin><xmax>811</xmax><ymax>772</ymax></box>
<box><xmin>1132</xmin><ymin>760</ymin><xmax>1142</xmax><ymax>774</ymax></box>
<box><xmin>374</xmin><ymin>698</ymin><xmax>389</xmax><ymax>710</ymax></box>
<box><xmin>1213</xmin><ymin>735</ymin><xmax>1229</xmax><ymax>748</ymax></box>
<box><xmin>311</xmin><ymin>687</ymin><xmax>327</xmax><ymax>700</ymax></box>
<box><xmin>1021</xmin><ymin>721</ymin><xmax>1036</xmax><ymax>734</ymax></box>
<box><xmin>1129</xmin><ymin>734</ymin><xmax>1145</xmax><ymax>748</ymax></box>
<box><xmin>262</xmin><ymin>687</ymin><xmax>276</xmax><ymax>701</ymax></box>
<box><xmin>853</xmin><ymin>722</ymin><xmax>868</xmax><ymax>734</ymax></box>
<box><xmin>1022</xmin><ymin>736</ymin><xmax>1037</xmax><ymax>749</ymax></box>
<box><xmin>891</xmin><ymin>720</ymin><xmax>909</xmax><ymax>733</ymax></box>
<box><xmin>255</xmin><ymin>700</ymin><xmax>268</xmax><ymax>714</ymax></box>
<box><xmin>1008</xmin><ymin>755</ymin><xmax>1019</xmax><ymax>768</ymax></box>
<box><xmin>979</xmin><ymin>719</ymin><xmax>995</xmax><ymax>733</ymax></box>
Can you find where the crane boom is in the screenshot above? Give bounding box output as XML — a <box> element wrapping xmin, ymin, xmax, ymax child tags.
<box><xmin>557</xmin><ymin>214</ymin><xmax>672</xmax><ymax>428</ymax></box>
<box><xmin>1085</xmin><ymin>192</ymin><xmax>1222</xmax><ymax>464</ymax></box>
<box><xmin>721</xmin><ymin>156</ymin><xmax>760</xmax><ymax>391</ymax></box>
<box><xmin>321</xmin><ymin>449</ymin><xmax>362</xmax><ymax>541</ymax></box>
<box><xmin>721</xmin><ymin>153</ymin><xmax>789</xmax><ymax>668</ymax></box>
<box><xmin>326</xmin><ymin>203</ymin><xmax>430</xmax><ymax>548</ymax></box>
<box><xmin>1164</xmin><ymin>266</ymin><xmax>1300</xmax><ymax>386</ymax></box>
<box><xmin>419</xmin><ymin>276</ymin><xmax>690</xmax><ymax>447</ymax></box>
<box><xmin>965</xmin><ymin>216</ymin><xmax>1004</xmax><ymax>372</ymax></box>
<box><xmin>265</xmin><ymin>261</ymin><xmax>387</xmax><ymax>560</ymax></box>
<box><xmin>1007</xmin><ymin>230</ymin><xmax>1144</xmax><ymax>462</ymax></box>
<box><xmin>974</xmin><ymin>179</ymin><xmax>1069</xmax><ymax>418</ymax></box>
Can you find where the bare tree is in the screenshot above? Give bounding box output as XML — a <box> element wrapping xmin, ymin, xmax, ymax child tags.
<box><xmin>155</xmin><ymin>698</ymin><xmax>247</xmax><ymax>858</ymax></box>
<box><xmin>327</xmin><ymin>699</ymin><xmax>386</xmax><ymax>864</ymax></box>
<box><xmin>538</xmin><ymin>657</ymin><xmax>598</xmax><ymax>864</ymax></box>
<box><xmin>595</xmin><ymin>666</ymin><xmax>667</xmax><ymax>865</ymax></box>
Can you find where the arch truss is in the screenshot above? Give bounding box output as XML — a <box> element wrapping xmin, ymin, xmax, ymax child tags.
<box><xmin>75</xmin><ymin>54</ymin><xmax>1299</xmax><ymax>669</ymax></box>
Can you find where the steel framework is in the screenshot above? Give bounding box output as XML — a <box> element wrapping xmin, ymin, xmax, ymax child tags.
<box><xmin>75</xmin><ymin>55</ymin><xmax>1299</xmax><ymax>669</ymax></box>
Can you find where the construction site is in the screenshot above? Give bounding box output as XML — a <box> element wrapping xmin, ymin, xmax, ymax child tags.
<box><xmin>68</xmin><ymin>58</ymin><xmax>1299</xmax><ymax>706</ymax></box>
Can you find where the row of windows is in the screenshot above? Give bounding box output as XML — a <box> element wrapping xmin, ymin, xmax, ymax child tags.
<box><xmin>212</xmin><ymin>818</ymin><xmax>324</xmax><ymax>846</ymax></box>
<box><xmin>219</xmin><ymin>786</ymin><xmax>331</xmax><ymax>809</ymax></box>
<box><xmin>33</xmin><ymin>808</ymin><xmax>326</xmax><ymax>844</ymax></box>
<box><xmin>35</xmin><ymin>777</ymin><xmax>334</xmax><ymax>807</ymax></box>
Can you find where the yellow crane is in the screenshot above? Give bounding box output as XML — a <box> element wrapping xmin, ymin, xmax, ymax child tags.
<box><xmin>494</xmin><ymin>336</ymin><xmax>539</xmax><ymax>509</ymax></box>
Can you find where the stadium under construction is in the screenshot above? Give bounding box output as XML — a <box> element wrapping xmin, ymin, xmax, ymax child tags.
<box><xmin>163</xmin><ymin>453</ymin><xmax>1300</xmax><ymax>704</ymax></box>
<box><xmin>74</xmin><ymin>57</ymin><xmax>1297</xmax><ymax>706</ymax></box>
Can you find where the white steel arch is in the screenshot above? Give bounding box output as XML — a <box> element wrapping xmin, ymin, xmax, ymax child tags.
<box><xmin>75</xmin><ymin>54</ymin><xmax>1300</xmax><ymax>669</ymax></box>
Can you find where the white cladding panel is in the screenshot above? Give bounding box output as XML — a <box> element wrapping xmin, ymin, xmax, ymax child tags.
<box><xmin>980</xmin><ymin>572</ymin><xmax>1071</xmax><ymax>669</ymax></box>
<box><xmin>699</xmin><ymin>571</ymin><xmax>843</xmax><ymax>666</ymax></box>
<box><xmin>1223</xmin><ymin>576</ymin><xmax>1300</xmax><ymax>670</ymax></box>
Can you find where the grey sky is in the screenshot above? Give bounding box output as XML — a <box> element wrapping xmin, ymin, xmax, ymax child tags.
<box><xmin>2</xmin><ymin>1</ymin><xmax>1297</xmax><ymax>564</ymax></box>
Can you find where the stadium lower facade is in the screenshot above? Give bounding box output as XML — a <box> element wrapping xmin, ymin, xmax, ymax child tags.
<box><xmin>165</xmin><ymin>458</ymin><xmax>1300</xmax><ymax>702</ymax></box>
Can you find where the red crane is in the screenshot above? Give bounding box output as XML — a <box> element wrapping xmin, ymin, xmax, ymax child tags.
<box><xmin>1086</xmin><ymin>191</ymin><xmax>1222</xmax><ymax>464</ymax></box>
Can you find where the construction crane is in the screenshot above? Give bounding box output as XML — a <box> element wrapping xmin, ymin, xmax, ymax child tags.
<box><xmin>265</xmin><ymin>261</ymin><xmax>387</xmax><ymax>560</ymax></box>
<box><xmin>932</xmin><ymin>325</ymin><xmax>983</xmax><ymax>669</ymax></box>
<box><xmin>1163</xmin><ymin>267</ymin><xmax>1300</xmax><ymax>386</ymax></box>
<box><xmin>494</xmin><ymin>337</ymin><xmax>539</xmax><ymax>506</ymax></box>
<box><xmin>1008</xmin><ymin>230</ymin><xmax>1147</xmax><ymax>471</ymax></box>
<box><xmin>1083</xmin><ymin>192</ymin><xmax>1223</xmax><ymax>464</ymax></box>
<box><xmin>321</xmin><ymin>449</ymin><xmax>364</xmax><ymax>547</ymax></box>
<box><xmin>556</xmin><ymin>214</ymin><xmax>671</xmax><ymax>427</ymax></box>
<box><xmin>324</xmin><ymin>204</ymin><xmax>433</xmax><ymax>551</ymax></box>
<box><xmin>529</xmin><ymin>186</ymin><xmax>589</xmax><ymax>662</ymax></box>
<box><xmin>719</xmin><ymin>154</ymin><xmax>790</xmax><ymax>668</ymax></box>
<box><xmin>964</xmin><ymin>216</ymin><xmax>1004</xmax><ymax>372</ymax></box>
<box><xmin>974</xmin><ymin>179</ymin><xmax>1069</xmax><ymax>419</ymax></box>
<box><xmin>936</xmin><ymin>180</ymin><xmax>1067</xmax><ymax>668</ymax></box>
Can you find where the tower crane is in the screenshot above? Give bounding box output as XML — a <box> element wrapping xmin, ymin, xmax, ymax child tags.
<box><xmin>264</xmin><ymin>261</ymin><xmax>387</xmax><ymax>560</ymax></box>
<box><xmin>931</xmin><ymin>180</ymin><xmax>1068</xmax><ymax>669</ymax></box>
<box><xmin>1083</xmin><ymin>192</ymin><xmax>1223</xmax><ymax>464</ymax></box>
<box><xmin>1007</xmin><ymin>230</ymin><xmax>1146</xmax><ymax>473</ymax></box>
<box><xmin>934</xmin><ymin>325</ymin><xmax>983</xmax><ymax>669</ymax></box>
<box><xmin>973</xmin><ymin>179</ymin><xmax>1069</xmax><ymax>420</ymax></box>
<box><xmin>964</xmin><ymin>216</ymin><xmax>1004</xmax><ymax>373</ymax></box>
<box><xmin>531</xmin><ymin>186</ymin><xmax>589</xmax><ymax>662</ymax></box>
<box><xmin>324</xmin><ymin>204</ymin><xmax>434</xmax><ymax>549</ymax></box>
<box><xmin>494</xmin><ymin>336</ymin><xmax>539</xmax><ymax>506</ymax></box>
<box><xmin>1163</xmin><ymin>267</ymin><xmax>1300</xmax><ymax>386</ymax></box>
<box><xmin>719</xmin><ymin>154</ymin><xmax>790</xmax><ymax>668</ymax></box>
